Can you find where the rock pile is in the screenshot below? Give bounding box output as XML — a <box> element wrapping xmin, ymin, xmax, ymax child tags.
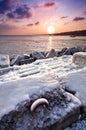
<box><xmin>0</xmin><ymin>47</ymin><xmax>86</xmax><ymax>68</ymax></box>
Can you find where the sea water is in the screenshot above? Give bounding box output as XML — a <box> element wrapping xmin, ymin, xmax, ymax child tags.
<box><xmin>0</xmin><ymin>35</ymin><xmax>86</xmax><ymax>56</ymax></box>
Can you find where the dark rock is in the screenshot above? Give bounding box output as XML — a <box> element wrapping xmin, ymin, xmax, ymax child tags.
<box><xmin>83</xmin><ymin>47</ymin><xmax>86</xmax><ymax>52</ymax></box>
<box><xmin>30</xmin><ymin>52</ymin><xmax>45</xmax><ymax>59</ymax></box>
<box><xmin>10</xmin><ymin>55</ymin><xmax>22</xmax><ymax>66</ymax></box>
<box><xmin>40</xmin><ymin>52</ymin><xmax>46</xmax><ymax>57</ymax></box>
<box><xmin>57</xmin><ymin>48</ymin><xmax>68</xmax><ymax>57</ymax></box>
<box><xmin>46</xmin><ymin>49</ymin><xmax>57</xmax><ymax>58</ymax></box>
<box><xmin>10</xmin><ymin>55</ymin><xmax>32</xmax><ymax>66</ymax></box>
<box><xmin>19</xmin><ymin>58</ymin><xmax>35</xmax><ymax>65</ymax></box>
<box><xmin>57</xmin><ymin>47</ymin><xmax>86</xmax><ymax>57</ymax></box>
<box><xmin>23</xmin><ymin>54</ymin><xmax>30</xmax><ymax>60</ymax></box>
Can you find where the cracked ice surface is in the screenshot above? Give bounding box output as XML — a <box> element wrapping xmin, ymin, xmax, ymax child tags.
<box><xmin>0</xmin><ymin>55</ymin><xmax>85</xmax><ymax>118</ymax></box>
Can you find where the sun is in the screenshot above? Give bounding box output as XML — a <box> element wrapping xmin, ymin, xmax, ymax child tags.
<box><xmin>48</xmin><ymin>25</ymin><xmax>55</xmax><ymax>34</ymax></box>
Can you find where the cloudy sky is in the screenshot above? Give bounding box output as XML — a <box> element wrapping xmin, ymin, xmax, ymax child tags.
<box><xmin>0</xmin><ymin>0</ymin><xmax>86</xmax><ymax>35</ymax></box>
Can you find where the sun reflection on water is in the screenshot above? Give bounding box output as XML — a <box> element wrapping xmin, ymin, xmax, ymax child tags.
<box><xmin>47</xmin><ymin>36</ymin><xmax>53</xmax><ymax>51</ymax></box>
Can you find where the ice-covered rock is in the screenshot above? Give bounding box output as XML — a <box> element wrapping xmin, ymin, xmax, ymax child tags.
<box><xmin>46</xmin><ymin>49</ymin><xmax>57</xmax><ymax>58</ymax></box>
<box><xmin>0</xmin><ymin>73</ymin><xmax>81</xmax><ymax>130</ymax></box>
<box><xmin>73</xmin><ymin>52</ymin><xmax>86</xmax><ymax>65</ymax></box>
<box><xmin>0</xmin><ymin>55</ymin><xmax>10</xmax><ymax>68</ymax></box>
<box><xmin>61</xmin><ymin>69</ymin><xmax>86</xmax><ymax>115</ymax></box>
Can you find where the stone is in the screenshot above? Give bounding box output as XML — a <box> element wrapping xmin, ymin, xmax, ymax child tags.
<box><xmin>57</xmin><ymin>47</ymin><xmax>85</xmax><ymax>57</ymax></box>
<box><xmin>69</xmin><ymin>47</ymin><xmax>78</xmax><ymax>55</ymax></box>
<box><xmin>20</xmin><ymin>58</ymin><xmax>35</xmax><ymax>65</ymax></box>
<box><xmin>23</xmin><ymin>54</ymin><xmax>30</xmax><ymax>59</ymax></box>
<box><xmin>30</xmin><ymin>51</ymin><xmax>45</xmax><ymax>59</ymax></box>
<box><xmin>10</xmin><ymin>54</ymin><xmax>32</xmax><ymax>66</ymax></box>
<box><xmin>57</xmin><ymin>48</ymin><xmax>68</xmax><ymax>56</ymax></box>
<box><xmin>46</xmin><ymin>49</ymin><xmax>57</xmax><ymax>58</ymax></box>
<box><xmin>72</xmin><ymin>52</ymin><xmax>86</xmax><ymax>65</ymax></box>
<box><xmin>0</xmin><ymin>55</ymin><xmax>10</xmax><ymax>68</ymax></box>
<box><xmin>10</xmin><ymin>55</ymin><xmax>21</xmax><ymax>66</ymax></box>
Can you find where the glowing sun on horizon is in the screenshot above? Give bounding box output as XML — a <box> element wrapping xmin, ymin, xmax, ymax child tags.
<box><xmin>48</xmin><ymin>25</ymin><xmax>55</xmax><ymax>34</ymax></box>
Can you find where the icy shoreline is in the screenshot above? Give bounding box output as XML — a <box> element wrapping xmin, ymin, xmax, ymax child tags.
<box><xmin>0</xmin><ymin>48</ymin><xmax>86</xmax><ymax>130</ymax></box>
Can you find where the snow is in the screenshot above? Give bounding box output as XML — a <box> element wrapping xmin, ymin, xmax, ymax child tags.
<box><xmin>0</xmin><ymin>55</ymin><xmax>85</xmax><ymax>82</ymax></box>
<box><xmin>0</xmin><ymin>55</ymin><xmax>86</xmax><ymax>118</ymax></box>
<box><xmin>61</xmin><ymin>70</ymin><xmax>86</xmax><ymax>105</ymax></box>
<box><xmin>0</xmin><ymin>55</ymin><xmax>10</xmax><ymax>68</ymax></box>
<box><xmin>0</xmin><ymin>72</ymin><xmax>59</xmax><ymax>118</ymax></box>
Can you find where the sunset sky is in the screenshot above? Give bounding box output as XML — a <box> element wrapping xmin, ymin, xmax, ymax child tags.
<box><xmin>0</xmin><ymin>0</ymin><xmax>86</xmax><ymax>35</ymax></box>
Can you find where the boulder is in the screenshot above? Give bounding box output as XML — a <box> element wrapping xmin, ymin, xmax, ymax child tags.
<box><xmin>57</xmin><ymin>47</ymin><xmax>86</xmax><ymax>57</ymax></box>
<box><xmin>46</xmin><ymin>49</ymin><xmax>57</xmax><ymax>58</ymax></box>
<box><xmin>10</xmin><ymin>54</ymin><xmax>32</xmax><ymax>66</ymax></box>
<box><xmin>30</xmin><ymin>51</ymin><xmax>45</xmax><ymax>59</ymax></box>
<box><xmin>10</xmin><ymin>55</ymin><xmax>21</xmax><ymax>66</ymax></box>
<box><xmin>72</xmin><ymin>52</ymin><xmax>86</xmax><ymax>65</ymax></box>
<box><xmin>57</xmin><ymin>48</ymin><xmax>68</xmax><ymax>56</ymax></box>
<box><xmin>23</xmin><ymin>54</ymin><xmax>30</xmax><ymax>59</ymax></box>
<box><xmin>0</xmin><ymin>73</ymin><xmax>81</xmax><ymax>130</ymax></box>
<box><xmin>63</xmin><ymin>47</ymin><xmax>77</xmax><ymax>55</ymax></box>
<box><xmin>0</xmin><ymin>55</ymin><xmax>10</xmax><ymax>68</ymax></box>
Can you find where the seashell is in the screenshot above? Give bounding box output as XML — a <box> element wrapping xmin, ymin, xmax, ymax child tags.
<box><xmin>30</xmin><ymin>98</ymin><xmax>49</xmax><ymax>112</ymax></box>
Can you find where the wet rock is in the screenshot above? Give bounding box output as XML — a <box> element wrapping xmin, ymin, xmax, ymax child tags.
<box><xmin>10</xmin><ymin>55</ymin><xmax>21</xmax><ymax>66</ymax></box>
<box><xmin>23</xmin><ymin>54</ymin><xmax>30</xmax><ymax>60</ymax></box>
<box><xmin>0</xmin><ymin>55</ymin><xmax>10</xmax><ymax>68</ymax></box>
<box><xmin>63</xmin><ymin>47</ymin><xmax>78</xmax><ymax>55</ymax></box>
<box><xmin>57</xmin><ymin>47</ymin><xmax>86</xmax><ymax>57</ymax></box>
<box><xmin>10</xmin><ymin>55</ymin><xmax>31</xmax><ymax>66</ymax></box>
<box><xmin>57</xmin><ymin>48</ymin><xmax>68</xmax><ymax>56</ymax></box>
<box><xmin>30</xmin><ymin>52</ymin><xmax>45</xmax><ymax>59</ymax></box>
<box><xmin>46</xmin><ymin>49</ymin><xmax>57</xmax><ymax>58</ymax></box>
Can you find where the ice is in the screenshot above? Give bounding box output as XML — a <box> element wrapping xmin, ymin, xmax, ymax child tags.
<box><xmin>0</xmin><ymin>55</ymin><xmax>86</xmax><ymax>118</ymax></box>
<box><xmin>0</xmin><ymin>55</ymin><xmax>85</xmax><ymax>83</ymax></box>
<box><xmin>61</xmin><ymin>69</ymin><xmax>86</xmax><ymax>105</ymax></box>
<box><xmin>0</xmin><ymin>72</ymin><xmax>59</xmax><ymax>118</ymax></box>
<box><xmin>0</xmin><ymin>55</ymin><xmax>10</xmax><ymax>68</ymax></box>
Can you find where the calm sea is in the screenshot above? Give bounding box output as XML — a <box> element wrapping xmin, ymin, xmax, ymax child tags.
<box><xmin>0</xmin><ymin>35</ymin><xmax>86</xmax><ymax>56</ymax></box>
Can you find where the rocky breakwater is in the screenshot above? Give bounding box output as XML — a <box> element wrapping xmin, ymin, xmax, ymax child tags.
<box><xmin>0</xmin><ymin>73</ymin><xmax>81</xmax><ymax>130</ymax></box>
<box><xmin>0</xmin><ymin>46</ymin><xmax>86</xmax><ymax>69</ymax></box>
